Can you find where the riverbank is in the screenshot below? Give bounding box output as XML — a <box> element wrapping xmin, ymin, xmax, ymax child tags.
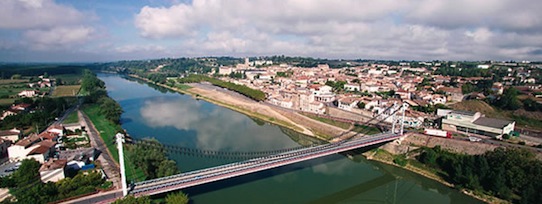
<box><xmin>364</xmin><ymin>133</ymin><xmax>510</xmax><ymax>204</ymax></box>
<box><xmin>128</xmin><ymin>74</ymin><xmax>332</xmax><ymax>138</ymax></box>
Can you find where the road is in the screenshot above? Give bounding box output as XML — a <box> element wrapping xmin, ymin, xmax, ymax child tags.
<box><xmin>77</xmin><ymin>110</ymin><xmax>121</xmax><ymax>193</ymax></box>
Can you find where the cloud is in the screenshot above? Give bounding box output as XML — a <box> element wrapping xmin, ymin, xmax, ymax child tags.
<box><xmin>114</xmin><ymin>44</ymin><xmax>166</xmax><ymax>53</ymax></box>
<box><xmin>133</xmin><ymin>0</ymin><xmax>542</xmax><ymax>60</ymax></box>
<box><xmin>23</xmin><ymin>26</ymin><xmax>95</xmax><ymax>50</ymax></box>
<box><xmin>0</xmin><ymin>0</ymin><xmax>87</xmax><ymax>29</ymax></box>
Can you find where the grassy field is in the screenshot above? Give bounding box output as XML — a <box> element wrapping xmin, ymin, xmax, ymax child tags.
<box><xmin>53</xmin><ymin>85</ymin><xmax>81</xmax><ymax>97</ymax></box>
<box><xmin>82</xmin><ymin>104</ymin><xmax>144</xmax><ymax>182</ymax></box>
<box><xmin>301</xmin><ymin>113</ymin><xmax>351</xmax><ymax>129</ymax></box>
<box><xmin>351</xmin><ymin>124</ymin><xmax>381</xmax><ymax>135</ymax></box>
<box><xmin>63</xmin><ymin>111</ymin><xmax>79</xmax><ymax>124</ymax></box>
<box><xmin>0</xmin><ymin>98</ymin><xmax>16</xmax><ymax>106</ymax></box>
<box><xmin>53</xmin><ymin>74</ymin><xmax>82</xmax><ymax>85</ymax></box>
<box><xmin>0</xmin><ymin>79</ymin><xmax>28</xmax><ymax>85</ymax></box>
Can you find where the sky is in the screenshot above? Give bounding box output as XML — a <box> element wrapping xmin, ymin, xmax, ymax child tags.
<box><xmin>0</xmin><ymin>0</ymin><xmax>542</xmax><ymax>62</ymax></box>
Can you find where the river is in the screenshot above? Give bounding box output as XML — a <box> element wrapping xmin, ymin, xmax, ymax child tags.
<box><xmin>99</xmin><ymin>74</ymin><xmax>482</xmax><ymax>204</ymax></box>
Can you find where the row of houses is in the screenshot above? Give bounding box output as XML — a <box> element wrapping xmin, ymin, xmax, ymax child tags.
<box><xmin>1</xmin><ymin>123</ymin><xmax>98</xmax><ymax>183</ymax></box>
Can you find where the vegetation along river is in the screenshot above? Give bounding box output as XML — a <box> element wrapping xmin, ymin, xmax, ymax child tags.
<box><xmin>99</xmin><ymin>74</ymin><xmax>482</xmax><ymax>204</ymax></box>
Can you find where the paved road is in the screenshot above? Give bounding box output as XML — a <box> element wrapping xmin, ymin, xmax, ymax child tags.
<box><xmin>77</xmin><ymin>110</ymin><xmax>121</xmax><ymax>193</ymax></box>
<box><xmin>62</xmin><ymin>189</ymin><xmax>123</xmax><ymax>204</ymax></box>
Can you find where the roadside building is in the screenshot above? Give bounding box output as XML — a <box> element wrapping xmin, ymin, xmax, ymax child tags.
<box><xmin>441</xmin><ymin>110</ymin><xmax>515</xmax><ymax>137</ymax></box>
<box><xmin>39</xmin><ymin>159</ymin><xmax>67</xmax><ymax>183</ymax></box>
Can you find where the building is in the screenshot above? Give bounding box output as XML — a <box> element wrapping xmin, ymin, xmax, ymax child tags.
<box><xmin>18</xmin><ymin>90</ymin><xmax>39</xmax><ymax>97</ymax></box>
<box><xmin>344</xmin><ymin>84</ymin><xmax>360</xmax><ymax>92</ymax></box>
<box><xmin>338</xmin><ymin>97</ymin><xmax>359</xmax><ymax>111</ymax></box>
<box><xmin>7</xmin><ymin>134</ymin><xmax>56</xmax><ymax>163</ymax></box>
<box><xmin>0</xmin><ymin>128</ymin><xmax>22</xmax><ymax>142</ymax></box>
<box><xmin>441</xmin><ymin>110</ymin><xmax>515</xmax><ymax>137</ymax></box>
<box><xmin>39</xmin><ymin>159</ymin><xmax>67</xmax><ymax>183</ymax></box>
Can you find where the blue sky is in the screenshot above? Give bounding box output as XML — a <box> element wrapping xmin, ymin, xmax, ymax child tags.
<box><xmin>1</xmin><ymin>0</ymin><xmax>541</xmax><ymax>62</ymax></box>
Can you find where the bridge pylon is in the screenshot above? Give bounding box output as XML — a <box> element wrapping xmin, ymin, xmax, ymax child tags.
<box><xmin>116</xmin><ymin>133</ymin><xmax>128</xmax><ymax>197</ymax></box>
<box><xmin>400</xmin><ymin>103</ymin><xmax>409</xmax><ymax>135</ymax></box>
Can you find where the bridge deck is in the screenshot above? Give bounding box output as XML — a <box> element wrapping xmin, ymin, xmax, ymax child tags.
<box><xmin>130</xmin><ymin>132</ymin><xmax>400</xmax><ymax>196</ymax></box>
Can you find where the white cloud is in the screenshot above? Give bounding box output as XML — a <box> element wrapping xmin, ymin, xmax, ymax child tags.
<box><xmin>114</xmin><ymin>44</ymin><xmax>166</xmax><ymax>53</ymax></box>
<box><xmin>23</xmin><ymin>26</ymin><xmax>95</xmax><ymax>50</ymax></box>
<box><xmin>0</xmin><ymin>0</ymin><xmax>87</xmax><ymax>29</ymax></box>
<box><xmin>132</xmin><ymin>0</ymin><xmax>542</xmax><ymax>60</ymax></box>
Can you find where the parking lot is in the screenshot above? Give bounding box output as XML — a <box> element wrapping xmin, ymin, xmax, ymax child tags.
<box><xmin>0</xmin><ymin>161</ymin><xmax>20</xmax><ymax>177</ymax></box>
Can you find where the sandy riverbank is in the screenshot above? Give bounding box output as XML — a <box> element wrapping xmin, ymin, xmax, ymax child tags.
<box><xmin>129</xmin><ymin>74</ymin><xmax>361</xmax><ymax>141</ymax></box>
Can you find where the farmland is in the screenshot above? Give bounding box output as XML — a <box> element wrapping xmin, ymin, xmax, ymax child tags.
<box><xmin>52</xmin><ymin>85</ymin><xmax>81</xmax><ymax>97</ymax></box>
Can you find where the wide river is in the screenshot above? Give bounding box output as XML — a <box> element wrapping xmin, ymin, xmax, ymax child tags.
<box><xmin>99</xmin><ymin>74</ymin><xmax>481</xmax><ymax>204</ymax></box>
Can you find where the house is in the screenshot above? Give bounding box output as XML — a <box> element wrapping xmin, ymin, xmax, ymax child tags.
<box><xmin>0</xmin><ymin>128</ymin><xmax>22</xmax><ymax>142</ymax></box>
<box><xmin>18</xmin><ymin>90</ymin><xmax>39</xmax><ymax>97</ymax></box>
<box><xmin>39</xmin><ymin>159</ymin><xmax>67</xmax><ymax>183</ymax></box>
<box><xmin>396</xmin><ymin>89</ymin><xmax>411</xmax><ymax>100</ymax></box>
<box><xmin>338</xmin><ymin>97</ymin><xmax>359</xmax><ymax>111</ymax></box>
<box><xmin>26</xmin><ymin>140</ymin><xmax>56</xmax><ymax>163</ymax></box>
<box><xmin>1</xmin><ymin>103</ymin><xmax>32</xmax><ymax>120</ymax></box>
<box><xmin>430</xmin><ymin>94</ymin><xmax>447</xmax><ymax>105</ymax></box>
<box><xmin>47</xmin><ymin>124</ymin><xmax>65</xmax><ymax>136</ymax></box>
<box><xmin>344</xmin><ymin>84</ymin><xmax>361</xmax><ymax>92</ymax></box>
<box><xmin>7</xmin><ymin>134</ymin><xmax>42</xmax><ymax>162</ymax></box>
<box><xmin>441</xmin><ymin>109</ymin><xmax>515</xmax><ymax>137</ymax></box>
<box><xmin>7</xmin><ymin>134</ymin><xmax>56</xmax><ymax>163</ymax></box>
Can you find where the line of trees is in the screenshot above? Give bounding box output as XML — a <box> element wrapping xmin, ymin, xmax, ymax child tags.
<box><xmin>417</xmin><ymin>146</ymin><xmax>542</xmax><ymax>203</ymax></box>
<box><xmin>177</xmin><ymin>75</ymin><xmax>266</xmax><ymax>101</ymax></box>
<box><xmin>80</xmin><ymin>70</ymin><xmax>123</xmax><ymax>125</ymax></box>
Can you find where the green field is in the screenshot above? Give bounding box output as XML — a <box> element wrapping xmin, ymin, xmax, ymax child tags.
<box><xmin>63</xmin><ymin>111</ymin><xmax>79</xmax><ymax>124</ymax></box>
<box><xmin>82</xmin><ymin>104</ymin><xmax>144</xmax><ymax>182</ymax></box>
<box><xmin>53</xmin><ymin>85</ymin><xmax>81</xmax><ymax>97</ymax></box>
<box><xmin>0</xmin><ymin>98</ymin><xmax>16</xmax><ymax>106</ymax></box>
<box><xmin>53</xmin><ymin>74</ymin><xmax>82</xmax><ymax>85</ymax></box>
<box><xmin>0</xmin><ymin>79</ymin><xmax>28</xmax><ymax>85</ymax></box>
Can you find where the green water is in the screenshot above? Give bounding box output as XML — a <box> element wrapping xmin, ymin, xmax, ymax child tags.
<box><xmin>99</xmin><ymin>74</ymin><xmax>482</xmax><ymax>204</ymax></box>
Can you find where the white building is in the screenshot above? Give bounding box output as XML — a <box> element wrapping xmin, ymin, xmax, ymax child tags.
<box><xmin>39</xmin><ymin>159</ymin><xmax>67</xmax><ymax>183</ymax></box>
<box><xmin>338</xmin><ymin>97</ymin><xmax>359</xmax><ymax>112</ymax></box>
<box><xmin>441</xmin><ymin>110</ymin><xmax>515</xmax><ymax>137</ymax></box>
<box><xmin>344</xmin><ymin>84</ymin><xmax>361</xmax><ymax>92</ymax></box>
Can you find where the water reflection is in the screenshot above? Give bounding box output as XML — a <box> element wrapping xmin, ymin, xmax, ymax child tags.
<box><xmin>138</xmin><ymin>96</ymin><xmax>300</xmax><ymax>152</ymax></box>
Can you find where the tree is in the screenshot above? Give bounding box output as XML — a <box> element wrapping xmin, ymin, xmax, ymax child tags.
<box><xmin>461</xmin><ymin>83</ymin><xmax>475</xmax><ymax>94</ymax></box>
<box><xmin>165</xmin><ymin>192</ymin><xmax>189</xmax><ymax>204</ymax></box>
<box><xmin>495</xmin><ymin>88</ymin><xmax>521</xmax><ymax>110</ymax></box>
<box><xmin>157</xmin><ymin>160</ymin><xmax>179</xmax><ymax>178</ymax></box>
<box><xmin>357</xmin><ymin>102</ymin><xmax>366</xmax><ymax>109</ymax></box>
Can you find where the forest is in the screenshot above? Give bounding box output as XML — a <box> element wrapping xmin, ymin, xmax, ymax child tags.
<box><xmin>417</xmin><ymin>146</ymin><xmax>542</xmax><ymax>203</ymax></box>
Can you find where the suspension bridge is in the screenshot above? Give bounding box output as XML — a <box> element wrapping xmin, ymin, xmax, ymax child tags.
<box><xmin>64</xmin><ymin>103</ymin><xmax>409</xmax><ymax>203</ymax></box>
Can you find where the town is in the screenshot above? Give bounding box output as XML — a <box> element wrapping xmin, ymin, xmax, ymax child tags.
<box><xmin>0</xmin><ymin>58</ymin><xmax>542</xmax><ymax>203</ymax></box>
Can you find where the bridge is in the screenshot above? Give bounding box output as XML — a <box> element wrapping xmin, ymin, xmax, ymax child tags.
<box><xmin>128</xmin><ymin>132</ymin><xmax>401</xmax><ymax>196</ymax></box>
<box><xmin>63</xmin><ymin>103</ymin><xmax>409</xmax><ymax>203</ymax></box>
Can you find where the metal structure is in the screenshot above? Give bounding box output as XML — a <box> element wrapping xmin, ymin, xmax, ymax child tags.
<box><xmin>116</xmin><ymin>133</ymin><xmax>128</xmax><ymax>196</ymax></box>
